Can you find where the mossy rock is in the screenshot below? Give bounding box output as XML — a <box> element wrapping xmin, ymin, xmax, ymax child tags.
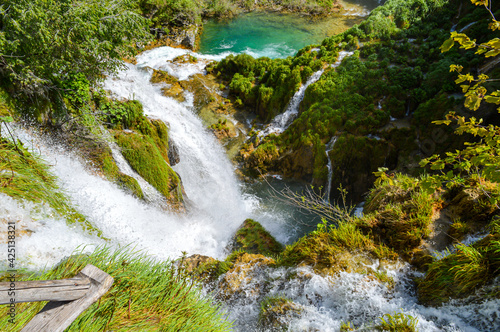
<box><xmin>55</xmin><ymin>121</ymin><xmax>144</xmax><ymax>199</ymax></box>
<box><xmin>219</xmin><ymin>253</ymin><xmax>275</xmax><ymax>299</ymax></box>
<box><xmin>446</xmin><ymin>187</ymin><xmax>499</xmax><ymax>226</ymax></box>
<box><xmin>114</xmin><ymin>129</ymin><xmax>184</xmax><ymax>209</ymax></box>
<box><xmin>259</xmin><ymin>297</ymin><xmax>303</xmax><ymax>331</ymax></box>
<box><xmin>162</xmin><ymin>82</ymin><xmax>185</xmax><ymax>102</ymax></box>
<box><xmin>243</xmin><ymin>141</ymin><xmax>280</xmax><ymax>174</ymax></box>
<box><xmin>361</xmin><ymin>174</ymin><xmax>437</xmax><ymax>257</ymax></box>
<box><xmin>180</xmin><ymin>254</ymin><xmax>232</xmax><ymax>282</ymax></box>
<box><xmin>278</xmin><ymin>221</ymin><xmax>398</xmax><ymax>276</ymax></box>
<box><xmin>417</xmin><ymin>233</ymin><xmax>500</xmax><ymax>306</ymax></box>
<box><xmin>229</xmin><ymin>219</ymin><xmax>283</xmax><ymax>257</ymax></box>
<box><xmin>180</xmin><ymin>74</ymin><xmax>223</xmax><ymax>110</ymax></box>
<box><xmin>151</xmin><ymin>69</ymin><xmax>178</xmax><ymax>85</ymax></box>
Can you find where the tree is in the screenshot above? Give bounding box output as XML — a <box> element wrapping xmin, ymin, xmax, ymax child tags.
<box><xmin>0</xmin><ymin>0</ymin><xmax>150</xmax><ymax>98</ymax></box>
<box><xmin>419</xmin><ymin>0</ymin><xmax>500</xmax><ymax>205</ymax></box>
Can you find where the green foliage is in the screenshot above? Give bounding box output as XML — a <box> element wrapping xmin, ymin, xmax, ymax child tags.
<box><xmin>278</xmin><ymin>219</ymin><xmax>396</xmax><ymax>269</ymax></box>
<box><xmin>420</xmin><ymin>1</ymin><xmax>500</xmax><ymax>205</ymax></box>
<box><xmin>0</xmin><ymin>246</ymin><xmax>233</xmax><ymax>331</ymax></box>
<box><xmin>97</xmin><ymin>97</ymin><xmax>145</xmax><ymax>129</ymax></box>
<box><xmin>0</xmin><ymin>0</ymin><xmax>150</xmax><ymax>98</ymax></box>
<box><xmin>376</xmin><ymin>312</ymin><xmax>418</xmax><ymax>332</ymax></box>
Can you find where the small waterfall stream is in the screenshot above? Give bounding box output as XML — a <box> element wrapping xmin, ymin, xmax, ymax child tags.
<box><xmin>262</xmin><ymin>51</ymin><xmax>354</xmax><ymax>136</ymax></box>
<box><xmin>324</xmin><ymin>136</ymin><xmax>338</xmax><ymax>203</ymax></box>
<box><xmin>261</xmin><ymin>69</ymin><xmax>325</xmax><ymax>136</ymax></box>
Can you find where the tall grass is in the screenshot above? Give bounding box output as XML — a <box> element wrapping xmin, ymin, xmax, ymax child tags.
<box><xmin>0</xmin><ymin>246</ymin><xmax>232</xmax><ymax>331</ymax></box>
<box><xmin>0</xmin><ymin>138</ymin><xmax>102</xmax><ymax>236</ymax></box>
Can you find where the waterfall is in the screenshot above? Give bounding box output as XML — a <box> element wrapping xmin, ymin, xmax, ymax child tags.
<box><xmin>262</xmin><ymin>51</ymin><xmax>353</xmax><ymax>136</ymax></box>
<box><xmin>4</xmin><ymin>47</ymin><xmax>292</xmax><ymax>270</ymax></box>
<box><xmin>324</xmin><ymin>136</ymin><xmax>338</xmax><ymax>203</ymax></box>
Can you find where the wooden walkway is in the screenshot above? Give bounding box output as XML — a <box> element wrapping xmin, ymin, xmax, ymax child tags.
<box><xmin>0</xmin><ymin>264</ymin><xmax>113</xmax><ymax>332</ymax></box>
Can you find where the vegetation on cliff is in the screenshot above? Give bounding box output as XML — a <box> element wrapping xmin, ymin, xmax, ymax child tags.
<box><xmin>214</xmin><ymin>0</ymin><xmax>500</xmax><ymax>206</ymax></box>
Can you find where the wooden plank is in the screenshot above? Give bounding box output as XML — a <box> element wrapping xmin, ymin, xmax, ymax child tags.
<box><xmin>0</xmin><ymin>278</ymin><xmax>91</xmax><ymax>304</ymax></box>
<box><xmin>21</xmin><ymin>264</ymin><xmax>114</xmax><ymax>332</ymax></box>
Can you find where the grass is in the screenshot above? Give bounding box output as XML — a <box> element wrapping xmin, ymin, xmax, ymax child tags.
<box><xmin>0</xmin><ymin>246</ymin><xmax>233</xmax><ymax>331</ymax></box>
<box><xmin>0</xmin><ymin>138</ymin><xmax>103</xmax><ymax>237</ymax></box>
<box><xmin>376</xmin><ymin>312</ymin><xmax>418</xmax><ymax>332</ymax></box>
<box><xmin>361</xmin><ymin>173</ymin><xmax>438</xmax><ymax>255</ymax></box>
<box><xmin>418</xmin><ymin>232</ymin><xmax>500</xmax><ymax>305</ymax></box>
<box><xmin>277</xmin><ymin>219</ymin><xmax>397</xmax><ymax>272</ymax></box>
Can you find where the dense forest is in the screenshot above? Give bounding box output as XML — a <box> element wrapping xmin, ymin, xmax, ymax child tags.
<box><xmin>1</xmin><ymin>0</ymin><xmax>500</xmax><ymax>331</ymax></box>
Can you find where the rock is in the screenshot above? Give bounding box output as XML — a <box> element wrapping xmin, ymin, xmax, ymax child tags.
<box><xmin>228</xmin><ymin>219</ymin><xmax>283</xmax><ymax>256</ymax></box>
<box><xmin>278</xmin><ymin>144</ymin><xmax>315</xmax><ymax>180</ymax></box>
<box><xmin>145</xmin><ymin>24</ymin><xmax>201</xmax><ymax>51</ymax></box>
<box><xmin>179</xmin><ymin>74</ymin><xmax>223</xmax><ymax>110</ymax></box>
<box><xmin>181</xmin><ymin>254</ymin><xmax>216</xmax><ymax>273</ymax></box>
<box><xmin>447</xmin><ymin>187</ymin><xmax>499</xmax><ymax>225</ymax></box>
<box><xmin>219</xmin><ymin>253</ymin><xmax>275</xmax><ymax>299</ymax></box>
<box><xmin>151</xmin><ymin>69</ymin><xmax>178</xmax><ymax>85</ymax></box>
<box><xmin>162</xmin><ymin>82</ymin><xmax>185</xmax><ymax>103</ymax></box>
<box><xmin>167</xmin><ymin>137</ymin><xmax>180</xmax><ymax>166</ymax></box>
<box><xmin>328</xmin><ymin>134</ymin><xmax>393</xmax><ymax>205</ymax></box>
<box><xmin>259</xmin><ymin>297</ymin><xmax>303</xmax><ymax>330</ymax></box>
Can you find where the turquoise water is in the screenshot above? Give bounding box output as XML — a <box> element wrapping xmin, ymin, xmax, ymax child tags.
<box><xmin>198</xmin><ymin>1</ymin><xmax>383</xmax><ymax>59</ymax></box>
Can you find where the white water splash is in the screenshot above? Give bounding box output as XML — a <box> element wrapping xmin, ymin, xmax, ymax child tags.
<box><xmin>0</xmin><ymin>193</ymin><xmax>101</xmax><ymax>271</ymax></box>
<box><xmin>216</xmin><ymin>262</ymin><xmax>499</xmax><ymax>332</ymax></box>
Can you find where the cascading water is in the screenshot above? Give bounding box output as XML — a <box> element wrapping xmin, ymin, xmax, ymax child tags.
<box><xmin>220</xmin><ymin>262</ymin><xmax>500</xmax><ymax>332</ymax></box>
<box><xmin>2</xmin><ymin>25</ymin><xmax>498</xmax><ymax>330</ymax></box>
<box><xmin>262</xmin><ymin>51</ymin><xmax>354</xmax><ymax>136</ymax></box>
<box><xmin>261</xmin><ymin>69</ymin><xmax>325</xmax><ymax>136</ymax></box>
<box><xmin>4</xmin><ymin>47</ymin><xmax>294</xmax><ymax>271</ymax></box>
<box><xmin>324</xmin><ymin>136</ymin><xmax>338</xmax><ymax>203</ymax></box>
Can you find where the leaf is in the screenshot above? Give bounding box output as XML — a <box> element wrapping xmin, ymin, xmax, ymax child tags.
<box><xmin>0</xmin><ymin>116</ymin><xmax>13</xmax><ymax>123</ymax></box>
<box><xmin>465</xmin><ymin>94</ymin><xmax>482</xmax><ymax>111</ymax></box>
<box><xmin>489</xmin><ymin>20</ymin><xmax>500</xmax><ymax>31</ymax></box>
<box><xmin>440</xmin><ymin>38</ymin><xmax>455</xmax><ymax>52</ymax></box>
<box><xmin>471</xmin><ymin>0</ymin><xmax>488</xmax><ymax>6</ymax></box>
<box><xmin>485</xmin><ymin>95</ymin><xmax>500</xmax><ymax>105</ymax></box>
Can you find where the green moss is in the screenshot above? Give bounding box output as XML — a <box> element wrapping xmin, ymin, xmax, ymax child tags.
<box><xmin>362</xmin><ymin>173</ymin><xmax>437</xmax><ymax>255</ymax></box>
<box><xmin>231</xmin><ymin>219</ymin><xmax>283</xmax><ymax>257</ymax></box>
<box><xmin>150</xmin><ymin>69</ymin><xmax>179</xmax><ymax>85</ymax></box>
<box><xmin>95</xmin><ymin>96</ymin><xmax>144</xmax><ymax>129</ymax></box>
<box><xmin>114</xmin><ymin>130</ymin><xmax>182</xmax><ymax>206</ymax></box>
<box><xmin>101</xmin><ymin>154</ymin><xmax>144</xmax><ymax>199</ymax></box>
<box><xmin>0</xmin><ymin>246</ymin><xmax>232</xmax><ymax>331</ymax></box>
